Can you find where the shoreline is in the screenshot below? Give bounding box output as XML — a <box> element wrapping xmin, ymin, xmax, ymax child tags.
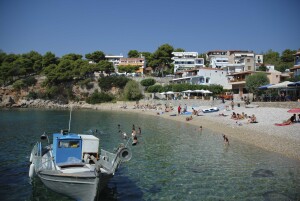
<box><xmin>71</xmin><ymin>100</ymin><xmax>300</xmax><ymax>161</ymax></box>
<box><xmin>120</xmin><ymin>106</ymin><xmax>300</xmax><ymax>161</ymax></box>
<box><xmin>2</xmin><ymin>99</ymin><xmax>300</xmax><ymax>161</ymax></box>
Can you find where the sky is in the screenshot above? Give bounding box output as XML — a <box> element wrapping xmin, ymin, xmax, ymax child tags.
<box><xmin>0</xmin><ymin>0</ymin><xmax>299</xmax><ymax>57</ymax></box>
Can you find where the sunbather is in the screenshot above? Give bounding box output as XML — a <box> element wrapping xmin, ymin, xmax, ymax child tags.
<box><xmin>248</xmin><ymin>114</ymin><xmax>258</xmax><ymax>123</ymax></box>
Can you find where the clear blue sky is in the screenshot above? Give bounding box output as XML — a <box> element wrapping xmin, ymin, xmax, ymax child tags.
<box><xmin>0</xmin><ymin>0</ymin><xmax>299</xmax><ymax>57</ymax></box>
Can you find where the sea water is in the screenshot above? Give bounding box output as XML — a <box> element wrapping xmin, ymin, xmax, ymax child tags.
<box><xmin>0</xmin><ymin>109</ymin><xmax>299</xmax><ymax>201</ymax></box>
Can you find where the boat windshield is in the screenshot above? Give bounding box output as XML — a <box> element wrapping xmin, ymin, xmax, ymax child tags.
<box><xmin>59</xmin><ymin>140</ymin><xmax>80</xmax><ymax>148</ymax></box>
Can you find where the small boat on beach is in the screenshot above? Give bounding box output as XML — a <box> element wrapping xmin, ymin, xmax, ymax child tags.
<box><xmin>29</xmin><ymin>129</ymin><xmax>132</xmax><ymax>201</ymax></box>
<box><xmin>202</xmin><ymin>107</ymin><xmax>219</xmax><ymax>113</ymax></box>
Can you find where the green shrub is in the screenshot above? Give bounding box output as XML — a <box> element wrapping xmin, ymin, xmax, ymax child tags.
<box><xmin>86</xmin><ymin>92</ymin><xmax>114</xmax><ymax>104</ymax></box>
<box><xmin>147</xmin><ymin>84</ymin><xmax>163</xmax><ymax>93</ymax></box>
<box><xmin>140</xmin><ymin>78</ymin><xmax>156</xmax><ymax>87</ymax></box>
<box><xmin>12</xmin><ymin>80</ymin><xmax>25</xmax><ymax>91</ymax></box>
<box><xmin>24</xmin><ymin>76</ymin><xmax>37</xmax><ymax>86</ymax></box>
<box><xmin>98</xmin><ymin>76</ymin><xmax>129</xmax><ymax>91</ymax></box>
<box><xmin>123</xmin><ymin>80</ymin><xmax>143</xmax><ymax>101</ymax></box>
<box><xmin>78</xmin><ymin>78</ymin><xmax>93</xmax><ymax>89</ymax></box>
<box><xmin>27</xmin><ymin>91</ymin><xmax>38</xmax><ymax>99</ymax></box>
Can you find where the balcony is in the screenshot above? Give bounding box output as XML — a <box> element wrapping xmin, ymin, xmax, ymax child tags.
<box><xmin>229</xmin><ymin>78</ymin><xmax>246</xmax><ymax>83</ymax></box>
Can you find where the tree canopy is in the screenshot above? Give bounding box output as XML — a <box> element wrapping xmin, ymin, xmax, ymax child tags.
<box><xmin>123</xmin><ymin>80</ymin><xmax>143</xmax><ymax>101</ymax></box>
<box><xmin>85</xmin><ymin>51</ymin><xmax>105</xmax><ymax>63</ymax></box>
<box><xmin>245</xmin><ymin>72</ymin><xmax>269</xmax><ymax>95</ymax></box>
<box><xmin>128</xmin><ymin>50</ymin><xmax>140</xmax><ymax>58</ymax></box>
<box><xmin>263</xmin><ymin>49</ymin><xmax>298</xmax><ymax>72</ymax></box>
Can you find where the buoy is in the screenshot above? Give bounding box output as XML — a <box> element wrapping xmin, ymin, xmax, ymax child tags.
<box><xmin>29</xmin><ymin>153</ymin><xmax>33</xmax><ymax>163</ymax></box>
<box><xmin>118</xmin><ymin>147</ymin><xmax>132</xmax><ymax>162</ymax></box>
<box><xmin>29</xmin><ymin>163</ymin><xmax>35</xmax><ymax>178</ymax></box>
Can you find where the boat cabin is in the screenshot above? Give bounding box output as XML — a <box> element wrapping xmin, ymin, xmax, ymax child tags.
<box><xmin>52</xmin><ymin>133</ymin><xmax>99</xmax><ymax>166</ymax></box>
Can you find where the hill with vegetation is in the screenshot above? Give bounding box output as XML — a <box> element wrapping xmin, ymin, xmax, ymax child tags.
<box><xmin>0</xmin><ymin>46</ymin><xmax>298</xmax><ymax>107</ymax></box>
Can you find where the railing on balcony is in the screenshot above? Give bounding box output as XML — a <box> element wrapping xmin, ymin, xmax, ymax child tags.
<box><xmin>229</xmin><ymin>78</ymin><xmax>246</xmax><ymax>82</ymax></box>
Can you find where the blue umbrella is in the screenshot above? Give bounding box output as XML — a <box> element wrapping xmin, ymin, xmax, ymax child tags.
<box><xmin>258</xmin><ymin>84</ymin><xmax>273</xmax><ymax>90</ymax></box>
<box><xmin>287</xmin><ymin>81</ymin><xmax>300</xmax><ymax>87</ymax></box>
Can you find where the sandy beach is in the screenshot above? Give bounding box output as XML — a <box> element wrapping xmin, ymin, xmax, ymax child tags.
<box><xmin>72</xmin><ymin>100</ymin><xmax>300</xmax><ymax>161</ymax></box>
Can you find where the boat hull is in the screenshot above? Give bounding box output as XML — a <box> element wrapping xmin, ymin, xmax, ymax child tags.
<box><xmin>38</xmin><ymin>171</ymin><xmax>113</xmax><ymax>201</ymax></box>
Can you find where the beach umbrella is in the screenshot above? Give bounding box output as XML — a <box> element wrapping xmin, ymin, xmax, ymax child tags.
<box><xmin>194</xmin><ymin>89</ymin><xmax>203</xmax><ymax>97</ymax></box>
<box><xmin>202</xmin><ymin>90</ymin><xmax>212</xmax><ymax>94</ymax></box>
<box><xmin>258</xmin><ymin>84</ymin><xmax>273</xmax><ymax>90</ymax></box>
<box><xmin>287</xmin><ymin>81</ymin><xmax>300</xmax><ymax>87</ymax></box>
<box><xmin>182</xmin><ymin>90</ymin><xmax>194</xmax><ymax>99</ymax></box>
<box><xmin>287</xmin><ymin>108</ymin><xmax>300</xmax><ymax>113</ymax></box>
<box><xmin>268</xmin><ymin>81</ymin><xmax>294</xmax><ymax>89</ymax></box>
<box><xmin>182</xmin><ymin>90</ymin><xmax>194</xmax><ymax>93</ymax></box>
<box><xmin>166</xmin><ymin>91</ymin><xmax>174</xmax><ymax>100</ymax></box>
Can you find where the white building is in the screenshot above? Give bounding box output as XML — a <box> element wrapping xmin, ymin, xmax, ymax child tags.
<box><xmin>255</xmin><ymin>54</ymin><xmax>263</xmax><ymax>64</ymax></box>
<box><xmin>206</xmin><ymin>50</ymin><xmax>228</xmax><ymax>68</ymax></box>
<box><xmin>105</xmin><ymin>54</ymin><xmax>124</xmax><ymax>66</ymax></box>
<box><xmin>170</xmin><ymin>67</ymin><xmax>231</xmax><ymax>89</ymax></box>
<box><xmin>172</xmin><ymin>52</ymin><xmax>204</xmax><ymax>73</ymax></box>
<box><xmin>206</xmin><ymin>50</ymin><xmax>258</xmax><ymax>73</ymax></box>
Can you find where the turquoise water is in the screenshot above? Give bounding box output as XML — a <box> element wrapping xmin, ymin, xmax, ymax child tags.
<box><xmin>0</xmin><ymin>109</ymin><xmax>299</xmax><ymax>201</ymax></box>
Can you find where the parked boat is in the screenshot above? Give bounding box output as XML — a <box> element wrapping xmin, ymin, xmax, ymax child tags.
<box><xmin>29</xmin><ymin>129</ymin><xmax>132</xmax><ymax>201</ymax></box>
<box><xmin>202</xmin><ymin>107</ymin><xmax>219</xmax><ymax>113</ymax></box>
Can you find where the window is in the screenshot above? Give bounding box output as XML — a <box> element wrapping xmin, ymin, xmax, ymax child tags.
<box><xmin>247</xmin><ymin>59</ymin><xmax>250</xmax><ymax>62</ymax></box>
<box><xmin>248</xmin><ymin>66</ymin><xmax>251</xmax><ymax>70</ymax></box>
<box><xmin>59</xmin><ymin>140</ymin><xmax>80</xmax><ymax>148</ymax></box>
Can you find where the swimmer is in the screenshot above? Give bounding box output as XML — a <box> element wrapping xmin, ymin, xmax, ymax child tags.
<box><xmin>123</xmin><ymin>132</ymin><xmax>128</xmax><ymax>139</ymax></box>
<box><xmin>222</xmin><ymin>134</ymin><xmax>229</xmax><ymax>145</ymax></box>
<box><xmin>119</xmin><ymin>130</ymin><xmax>128</xmax><ymax>139</ymax></box>
<box><xmin>198</xmin><ymin>125</ymin><xmax>203</xmax><ymax>134</ymax></box>
<box><xmin>132</xmin><ymin>135</ymin><xmax>138</xmax><ymax>146</ymax></box>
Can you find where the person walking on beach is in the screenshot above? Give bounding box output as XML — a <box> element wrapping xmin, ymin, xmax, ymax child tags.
<box><xmin>178</xmin><ymin>105</ymin><xmax>181</xmax><ymax>115</ymax></box>
<box><xmin>231</xmin><ymin>100</ymin><xmax>234</xmax><ymax>110</ymax></box>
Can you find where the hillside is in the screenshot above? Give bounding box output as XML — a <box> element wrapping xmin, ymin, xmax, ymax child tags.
<box><xmin>0</xmin><ymin>76</ymin><xmax>103</xmax><ymax>108</ymax></box>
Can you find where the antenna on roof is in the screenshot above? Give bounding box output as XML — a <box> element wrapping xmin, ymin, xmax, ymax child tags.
<box><xmin>68</xmin><ymin>106</ymin><xmax>72</xmax><ymax>132</ymax></box>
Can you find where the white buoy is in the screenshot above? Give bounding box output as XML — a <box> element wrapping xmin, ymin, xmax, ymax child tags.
<box><xmin>29</xmin><ymin>153</ymin><xmax>33</xmax><ymax>163</ymax></box>
<box><xmin>29</xmin><ymin>163</ymin><xmax>35</xmax><ymax>178</ymax></box>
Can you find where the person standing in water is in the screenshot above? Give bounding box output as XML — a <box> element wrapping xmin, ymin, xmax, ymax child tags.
<box><xmin>222</xmin><ymin>134</ymin><xmax>229</xmax><ymax>145</ymax></box>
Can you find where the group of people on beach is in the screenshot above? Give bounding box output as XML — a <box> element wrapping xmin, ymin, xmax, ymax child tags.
<box><xmin>230</xmin><ymin>112</ymin><xmax>257</xmax><ymax>124</ymax></box>
<box><xmin>177</xmin><ymin>104</ymin><xmax>188</xmax><ymax>115</ymax></box>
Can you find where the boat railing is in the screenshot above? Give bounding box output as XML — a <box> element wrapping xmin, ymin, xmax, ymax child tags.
<box><xmin>99</xmin><ymin>149</ymin><xmax>120</xmax><ymax>173</ymax></box>
<box><xmin>31</xmin><ymin>142</ymin><xmax>56</xmax><ymax>172</ymax></box>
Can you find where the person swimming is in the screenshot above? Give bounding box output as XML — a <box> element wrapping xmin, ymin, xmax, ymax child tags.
<box><xmin>222</xmin><ymin>134</ymin><xmax>229</xmax><ymax>145</ymax></box>
<box><xmin>132</xmin><ymin>135</ymin><xmax>138</xmax><ymax>146</ymax></box>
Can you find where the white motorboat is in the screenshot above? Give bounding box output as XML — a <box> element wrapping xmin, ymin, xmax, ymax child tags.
<box><xmin>29</xmin><ymin>129</ymin><xmax>132</xmax><ymax>201</ymax></box>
